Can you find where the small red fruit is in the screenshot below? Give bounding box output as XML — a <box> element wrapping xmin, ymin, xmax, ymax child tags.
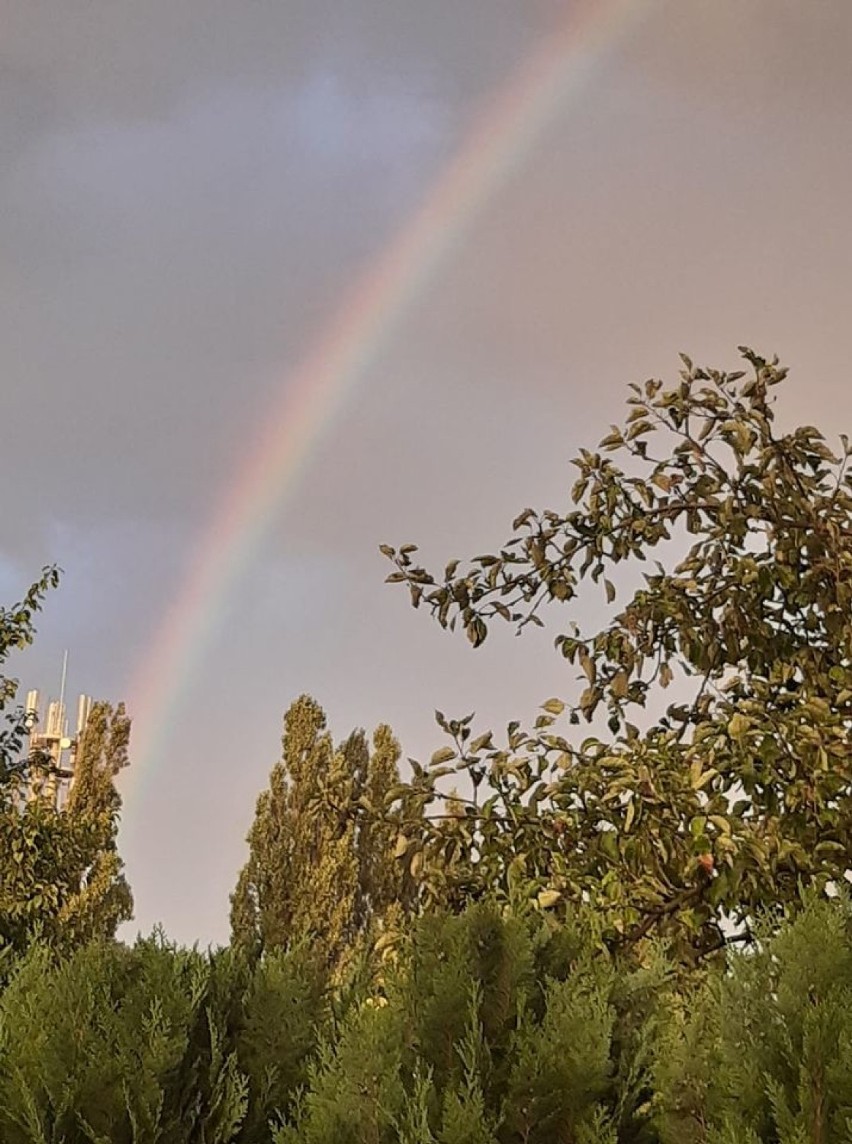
<box><xmin>697</xmin><ymin>853</ymin><xmax>714</xmax><ymax>875</ymax></box>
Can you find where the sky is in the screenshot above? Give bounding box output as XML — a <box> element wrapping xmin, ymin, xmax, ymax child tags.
<box><xmin>3</xmin><ymin>0</ymin><xmax>852</xmax><ymax>946</ymax></box>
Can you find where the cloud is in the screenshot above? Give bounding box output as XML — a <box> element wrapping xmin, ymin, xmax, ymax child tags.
<box><xmin>628</xmin><ymin>0</ymin><xmax>852</xmax><ymax>125</ymax></box>
<box><xmin>0</xmin><ymin>68</ymin><xmax>451</xmax><ymax>537</ymax></box>
<box><xmin>0</xmin><ymin>0</ymin><xmax>607</xmax><ymax>548</ymax></box>
<box><xmin>2</xmin><ymin>0</ymin><xmax>554</xmax><ymax>131</ymax></box>
<box><xmin>6</xmin><ymin>0</ymin><xmax>852</xmax><ymax>945</ymax></box>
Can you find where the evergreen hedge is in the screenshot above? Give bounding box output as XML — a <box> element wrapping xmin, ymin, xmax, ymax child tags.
<box><xmin>1</xmin><ymin>896</ymin><xmax>850</xmax><ymax>1142</ymax></box>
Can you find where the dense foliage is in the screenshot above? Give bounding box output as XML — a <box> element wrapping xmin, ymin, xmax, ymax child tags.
<box><xmin>4</xmin><ymin>896</ymin><xmax>852</xmax><ymax>1143</ymax></box>
<box><xmin>0</xmin><ymin>935</ymin><xmax>326</xmax><ymax>1144</ymax></box>
<box><xmin>653</xmin><ymin>895</ymin><xmax>852</xmax><ymax>1144</ymax></box>
<box><xmin>7</xmin><ymin>352</ymin><xmax>852</xmax><ymax>1143</ymax></box>
<box><xmin>383</xmin><ymin>351</ymin><xmax>852</xmax><ymax>962</ymax></box>
<box><xmin>230</xmin><ymin>695</ymin><xmax>417</xmax><ymax>970</ymax></box>
<box><xmin>0</xmin><ymin>570</ymin><xmax>132</xmax><ymax>954</ymax></box>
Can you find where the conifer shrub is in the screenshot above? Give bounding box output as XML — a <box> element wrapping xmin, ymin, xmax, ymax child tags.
<box><xmin>653</xmin><ymin>894</ymin><xmax>852</xmax><ymax>1143</ymax></box>
<box><xmin>275</xmin><ymin>901</ymin><xmax>666</xmax><ymax>1144</ymax></box>
<box><xmin>5</xmin><ymin>899</ymin><xmax>852</xmax><ymax>1141</ymax></box>
<box><xmin>0</xmin><ymin>934</ymin><xmax>328</xmax><ymax>1144</ymax></box>
<box><xmin>237</xmin><ymin>944</ymin><xmax>329</xmax><ymax>1142</ymax></box>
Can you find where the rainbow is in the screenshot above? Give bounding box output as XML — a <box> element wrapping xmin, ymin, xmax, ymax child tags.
<box><xmin>124</xmin><ymin>0</ymin><xmax>649</xmax><ymax>797</ymax></box>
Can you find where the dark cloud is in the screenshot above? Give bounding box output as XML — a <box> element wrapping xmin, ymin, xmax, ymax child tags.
<box><xmin>0</xmin><ymin>75</ymin><xmax>451</xmax><ymax>533</ymax></box>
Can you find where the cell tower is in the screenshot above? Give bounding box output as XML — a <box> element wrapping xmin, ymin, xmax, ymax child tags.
<box><xmin>25</xmin><ymin>651</ymin><xmax>93</xmax><ymax>810</ymax></box>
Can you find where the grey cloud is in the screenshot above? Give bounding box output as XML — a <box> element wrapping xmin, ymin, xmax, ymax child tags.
<box><xmin>629</xmin><ymin>0</ymin><xmax>852</xmax><ymax>124</ymax></box>
<box><xmin>2</xmin><ymin>0</ymin><xmax>555</xmax><ymax>131</ymax></box>
<box><xmin>5</xmin><ymin>0</ymin><xmax>852</xmax><ymax>943</ymax></box>
<box><xmin>0</xmin><ymin>71</ymin><xmax>452</xmax><ymax>536</ymax></box>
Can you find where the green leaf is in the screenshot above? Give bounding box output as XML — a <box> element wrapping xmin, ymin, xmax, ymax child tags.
<box><xmin>430</xmin><ymin>746</ymin><xmax>456</xmax><ymax>766</ymax></box>
<box><xmin>624</xmin><ymin>799</ymin><xmax>635</xmax><ymax>833</ymax></box>
<box><xmin>727</xmin><ymin>713</ymin><xmax>750</xmax><ymax>742</ymax></box>
<box><xmin>537</xmin><ymin>889</ymin><xmax>562</xmax><ymax>909</ymax></box>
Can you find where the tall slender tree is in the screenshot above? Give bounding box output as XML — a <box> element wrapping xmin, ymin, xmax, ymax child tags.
<box><xmin>58</xmin><ymin>701</ymin><xmax>134</xmax><ymax>944</ymax></box>
<box><xmin>1</xmin><ymin>700</ymin><xmax>133</xmax><ymax>951</ymax></box>
<box><xmin>230</xmin><ymin>695</ymin><xmax>411</xmax><ymax>967</ymax></box>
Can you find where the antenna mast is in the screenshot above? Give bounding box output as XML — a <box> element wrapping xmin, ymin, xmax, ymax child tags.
<box><xmin>58</xmin><ymin>650</ymin><xmax>68</xmax><ymax>736</ymax></box>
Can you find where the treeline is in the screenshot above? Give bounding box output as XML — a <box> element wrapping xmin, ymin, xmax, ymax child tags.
<box><xmin>4</xmin><ymin>896</ymin><xmax>852</xmax><ymax>1142</ymax></box>
<box><xmin>5</xmin><ymin>351</ymin><xmax>852</xmax><ymax>1141</ymax></box>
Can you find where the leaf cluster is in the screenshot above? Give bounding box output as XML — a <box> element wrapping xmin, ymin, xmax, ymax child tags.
<box><xmin>0</xmin><ymin>567</ymin><xmax>60</xmax><ymax>796</ymax></box>
<box><xmin>382</xmin><ymin>352</ymin><xmax>852</xmax><ymax>961</ymax></box>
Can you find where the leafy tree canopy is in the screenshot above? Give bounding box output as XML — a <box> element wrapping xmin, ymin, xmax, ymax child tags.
<box><xmin>0</xmin><ymin>568</ymin><xmax>132</xmax><ymax>953</ymax></box>
<box><xmin>0</xmin><ymin>565</ymin><xmax>59</xmax><ymax>795</ymax></box>
<box><xmin>383</xmin><ymin>350</ymin><xmax>852</xmax><ymax>963</ymax></box>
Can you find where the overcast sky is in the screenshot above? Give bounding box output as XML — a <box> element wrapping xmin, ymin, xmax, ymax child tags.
<box><xmin>4</xmin><ymin>0</ymin><xmax>852</xmax><ymax>946</ymax></box>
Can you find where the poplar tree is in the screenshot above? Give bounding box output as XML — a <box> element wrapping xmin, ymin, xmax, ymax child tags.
<box><xmin>58</xmin><ymin>700</ymin><xmax>134</xmax><ymax>944</ymax></box>
<box><xmin>230</xmin><ymin>695</ymin><xmax>411</xmax><ymax>966</ymax></box>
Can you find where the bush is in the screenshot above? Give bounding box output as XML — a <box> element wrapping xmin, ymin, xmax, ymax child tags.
<box><xmin>6</xmin><ymin>897</ymin><xmax>852</xmax><ymax>1141</ymax></box>
<box><xmin>654</xmin><ymin>894</ymin><xmax>852</xmax><ymax>1143</ymax></box>
<box><xmin>0</xmin><ymin>935</ymin><xmax>327</xmax><ymax>1144</ymax></box>
<box><xmin>276</xmin><ymin>901</ymin><xmax>666</xmax><ymax>1144</ymax></box>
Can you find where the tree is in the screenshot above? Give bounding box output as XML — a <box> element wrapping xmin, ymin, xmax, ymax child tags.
<box><xmin>230</xmin><ymin>695</ymin><xmax>413</xmax><ymax>968</ymax></box>
<box><xmin>0</xmin><ymin>566</ymin><xmax>71</xmax><ymax>953</ymax></box>
<box><xmin>0</xmin><ymin>898</ymin><xmax>661</xmax><ymax>1144</ymax></box>
<box><xmin>0</xmin><ymin>568</ymin><xmax>133</xmax><ymax>952</ymax></box>
<box><xmin>652</xmin><ymin>894</ymin><xmax>852</xmax><ymax>1143</ymax></box>
<box><xmin>274</xmin><ymin>901</ymin><xmax>662</xmax><ymax>1144</ymax></box>
<box><xmin>1</xmin><ymin>700</ymin><xmax>134</xmax><ymax>952</ymax></box>
<box><xmin>382</xmin><ymin>350</ymin><xmax>852</xmax><ymax>963</ymax></box>
<box><xmin>57</xmin><ymin>701</ymin><xmax>134</xmax><ymax>943</ymax></box>
<box><xmin>0</xmin><ymin>566</ymin><xmax>60</xmax><ymax>796</ymax></box>
<box><xmin>0</xmin><ymin>935</ymin><xmax>325</xmax><ymax>1144</ymax></box>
